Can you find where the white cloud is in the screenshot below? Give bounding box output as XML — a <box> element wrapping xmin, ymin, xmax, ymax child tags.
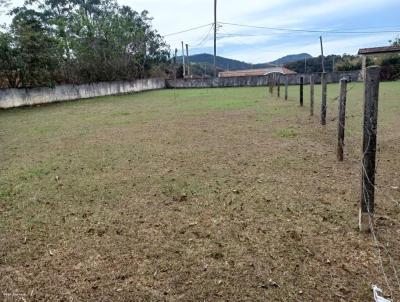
<box><xmin>223</xmin><ymin>33</ymin><xmax>395</xmax><ymax>63</ymax></box>
<box><xmin>1</xmin><ymin>0</ymin><xmax>399</xmax><ymax>62</ymax></box>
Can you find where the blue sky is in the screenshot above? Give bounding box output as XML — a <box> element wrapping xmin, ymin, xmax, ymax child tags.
<box><xmin>2</xmin><ymin>0</ymin><xmax>400</xmax><ymax>63</ymax></box>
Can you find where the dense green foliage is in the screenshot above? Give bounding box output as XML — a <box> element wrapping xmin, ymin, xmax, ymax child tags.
<box><xmin>0</xmin><ymin>0</ymin><xmax>170</xmax><ymax>88</ymax></box>
<box><xmin>380</xmin><ymin>56</ymin><xmax>400</xmax><ymax>80</ymax></box>
<box><xmin>389</xmin><ymin>35</ymin><xmax>400</xmax><ymax>46</ymax></box>
<box><xmin>381</xmin><ymin>36</ymin><xmax>400</xmax><ymax>80</ymax></box>
<box><xmin>284</xmin><ymin>55</ymin><xmax>360</xmax><ymax>73</ymax></box>
<box><xmin>285</xmin><ymin>50</ymin><xmax>400</xmax><ymax>81</ymax></box>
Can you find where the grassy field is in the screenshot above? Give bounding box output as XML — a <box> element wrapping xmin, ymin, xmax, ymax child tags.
<box><xmin>1</xmin><ymin>82</ymin><xmax>399</xmax><ymax>301</ymax></box>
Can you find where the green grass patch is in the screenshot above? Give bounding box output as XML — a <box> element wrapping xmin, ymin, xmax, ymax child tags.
<box><xmin>276</xmin><ymin>127</ymin><xmax>297</xmax><ymax>138</ymax></box>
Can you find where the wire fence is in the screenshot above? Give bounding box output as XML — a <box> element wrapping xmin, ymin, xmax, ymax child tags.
<box><xmin>286</xmin><ymin>74</ymin><xmax>400</xmax><ymax>301</ymax></box>
<box><xmin>265</xmin><ymin>72</ymin><xmax>400</xmax><ymax>301</ymax></box>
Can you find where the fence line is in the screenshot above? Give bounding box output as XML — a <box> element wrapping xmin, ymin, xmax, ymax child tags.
<box><xmin>273</xmin><ymin>67</ymin><xmax>398</xmax><ymax>300</ymax></box>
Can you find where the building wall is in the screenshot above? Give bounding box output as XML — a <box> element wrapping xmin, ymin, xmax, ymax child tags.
<box><xmin>0</xmin><ymin>78</ymin><xmax>165</xmax><ymax>109</ymax></box>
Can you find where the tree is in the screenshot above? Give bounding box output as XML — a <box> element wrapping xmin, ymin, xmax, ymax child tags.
<box><xmin>30</xmin><ymin>0</ymin><xmax>170</xmax><ymax>82</ymax></box>
<box><xmin>0</xmin><ymin>0</ymin><xmax>170</xmax><ymax>87</ymax></box>
<box><xmin>389</xmin><ymin>36</ymin><xmax>400</xmax><ymax>46</ymax></box>
<box><xmin>10</xmin><ymin>7</ymin><xmax>61</xmax><ymax>87</ymax></box>
<box><xmin>0</xmin><ymin>31</ymin><xmax>20</xmax><ymax>87</ymax></box>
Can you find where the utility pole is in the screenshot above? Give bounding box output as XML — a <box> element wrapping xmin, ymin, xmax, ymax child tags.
<box><xmin>174</xmin><ymin>48</ymin><xmax>178</xmax><ymax>65</ymax></box>
<box><xmin>214</xmin><ymin>0</ymin><xmax>217</xmax><ymax>78</ymax></box>
<box><xmin>174</xmin><ymin>48</ymin><xmax>178</xmax><ymax>80</ymax></box>
<box><xmin>186</xmin><ymin>44</ymin><xmax>190</xmax><ymax>77</ymax></box>
<box><xmin>332</xmin><ymin>57</ymin><xmax>335</xmax><ymax>72</ymax></box>
<box><xmin>181</xmin><ymin>41</ymin><xmax>186</xmax><ymax>77</ymax></box>
<box><xmin>320</xmin><ymin>36</ymin><xmax>325</xmax><ymax>73</ymax></box>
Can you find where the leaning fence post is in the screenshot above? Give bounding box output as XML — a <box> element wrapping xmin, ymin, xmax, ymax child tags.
<box><xmin>285</xmin><ymin>76</ymin><xmax>288</xmax><ymax>100</ymax></box>
<box><xmin>337</xmin><ymin>78</ymin><xmax>348</xmax><ymax>161</ymax></box>
<box><xmin>360</xmin><ymin>66</ymin><xmax>381</xmax><ymax>232</ymax></box>
<box><xmin>310</xmin><ymin>74</ymin><xmax>314</xmax><ymax>116</ymax></box>
<box><xmin>321</xmin><ymin>72</ymin><xmax>327</xmax><ymax>125</ymax></box>
<box><xmin>299</xmin><ymin>76</ymin><xmax>304</xmax><ymax>106</ymax></box>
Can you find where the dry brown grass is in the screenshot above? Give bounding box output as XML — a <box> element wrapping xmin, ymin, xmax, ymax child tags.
<box><xmin>1</xmin><ymin>83</ymin><xmax>399</xmax><ymax>301</ymax></box>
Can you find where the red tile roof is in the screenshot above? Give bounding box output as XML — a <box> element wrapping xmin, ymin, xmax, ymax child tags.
<box><xmin>219</xmin><ymin>67</ymin><xmax>296</xmax><ymax>78</ymax></box>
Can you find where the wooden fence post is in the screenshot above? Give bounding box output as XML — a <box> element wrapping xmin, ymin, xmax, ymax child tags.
<box><xmin>321</xmin><ymin>72</ymin><xmax>327</xmax><ymax>125</ymax></box>
<box><xmin>300</xmin><ymin>76</ymin><xmax>304</xmax><ymax>106</ymax></box>
<box><xmin>285</xmin><ymin>76</ymin><xmax>288</xmax><ymax>100</ymax></box>
<box><xmin>269</xmin><ymin>74</ymin><xmax>273</xmax><ymax>95</ymax></box>
<box><xmin>360</xmin><ymin>66</ymin><xmax>381</xmax><ymax>232</ymax></box>
<box><xmin>310</xmin><ymin>74</ymin><xmax>314</xmax><ymax>116</ymax></box>
<box><xmin>337</xmin><ymin>78</ymin><xmax>348</xmax><ymax>161</ymax></box>
<box><xmin>277</xmin><ymin>75</ymin><xmax>281</xmax><ymax>98</ymax></box>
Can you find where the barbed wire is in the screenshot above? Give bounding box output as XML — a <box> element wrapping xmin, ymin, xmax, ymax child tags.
<box><xmin>304</xmin><ymin>79</ymin><xmax>400</xmax><ymax>299</ymax></box>
<box><xmin>219</xmin><ymin>22</ymin><xmax>400</xmax><ymax>35</ymax></box>
<box><xmin>362</xmin><ymin>140</ymin><xmax>400</xmax><ymax>299</ymax></box>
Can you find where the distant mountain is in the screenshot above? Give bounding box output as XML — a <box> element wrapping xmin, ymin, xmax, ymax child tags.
<box><xmin>270</xmin><ymin>53</ymin><xmax>313</xmax><ymax>65</ymax></box>
<box><xmin>174</xmin><ymin>53</ymin><xmax>314</xmax><ymax>77</ymax></box>
<box><xmin>177</xmin><ymin>53</ymin><xmax>274</xmax><ymax>71</ymax></box>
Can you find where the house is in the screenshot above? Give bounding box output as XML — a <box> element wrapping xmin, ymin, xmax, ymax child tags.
<box><xmin>218</xmin><ymin>67</ymin><xmax>297</xmax><ymax>78</ymax></box>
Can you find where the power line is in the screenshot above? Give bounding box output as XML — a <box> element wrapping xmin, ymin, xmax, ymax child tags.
<box><xmin>217</xmin><ymin>27</ymin><xmax>318</xmax><ymax>56</ymax></box>
<box><xmin>162</xmin><ymin>21</ymin><xmax>400</xmax><ymax>39</ymax></box>
<box><xmin>217</xmin><ymin>27</ymin><xmax>267</xmax><ymax>52</ymax></box>
<box><xmin>163</xmin><ymin>23</ymin><xmax>213</xmax><ymax>37</ymax></box>
<box><xmin>217</xmin><ymin>32</ymin><xmax>322</xmax><ymax>38</ymax></box>
<box><xmin>219</xmin><ymin>21</ymin><xmax>400</xmax><ymax>34</ymax></box>
<box><xmin>192</xmin><ymin>24</ymin><xmax>214</xmax><ymax>48</ymax></box>
<box><xmin>217</xmin><ymin>30</ymin><xmax>397</xmax><ymax>38</ymax></box>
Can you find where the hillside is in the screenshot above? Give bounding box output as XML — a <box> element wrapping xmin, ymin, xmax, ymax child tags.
<box><xmin>177</xmin><ymin>54</ymin><xmax>274</xmax><ymax>71</ymax></box>
<box><xmin>270</xmin><ymin>53</ymin><xmax>313</xmax><ymax>65</ymax></box>
<box><xmin>175</xmin><ymin>53</ymin><xmax>316</xmax><ymax>78</ymax></box>
<box><xmin>178</xmin><ymin>53</ymin><xmax>314</xmax><ymax>71</ymax></box>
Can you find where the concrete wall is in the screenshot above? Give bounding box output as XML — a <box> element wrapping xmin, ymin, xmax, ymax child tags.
<box><xmin>287</xmin><ymin>70</ymin><xmax>362</xmax><ymax>85</ymax></box>
<box><xmin>166</xmin><ymin>70</ymin><xmax>362</xmax><ymax>89</ymax></box>
<box><xmin>0</xmin><ymin>70</ymin><xmax>362</xmax><ymax>109</ymax></box>
<box><xmin>166</xmin><ymin>76</ymin><xmax>269</xmax><ymax>89</ymax></box>
<box><xmin>0</xmin><ymin>78</ymin><xmax>165</xmax><ymax>109</ymax></box>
